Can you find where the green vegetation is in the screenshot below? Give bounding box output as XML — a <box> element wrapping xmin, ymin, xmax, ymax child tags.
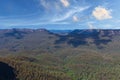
<box><xmin>1</xmin><ymin>49</ymin><xmax>120</xmax><ymax>80</ymax></box>
<box><xmin>0</xmin><ymin>56</ymin><xmax>71</xmax><ymax>80</ymax></box>
<box><xmin>0</xmin><ymin>29</ymin><xmax>120</xmax><ymax>80</ymax></box>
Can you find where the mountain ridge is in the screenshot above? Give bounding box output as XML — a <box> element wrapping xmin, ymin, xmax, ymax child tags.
<box><xmin>0</xmin><ymin>28</ymin><xmax>120</xmax><ymax>53</ymax></box>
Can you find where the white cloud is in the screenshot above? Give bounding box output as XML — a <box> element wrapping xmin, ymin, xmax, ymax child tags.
<box><xmin>51</xmin><ymin>6</ymin><xmax>89</xmax><ymax>22</ymax></box>
<box><xmin>60</xmin><ymin>0</ymin><xmax>69</xmax><ymax>7</ymax></box>
<box><xmin>73</xmin><ymin>16</ymin><xmax>79</xmax><ymax>22</ymax></box>
<box><xmin>40</xmin><ymin>0</ymin><xmax>50</xmax><ymax>9</ymax></box>
<box><xmin>40</xmin><ymin>0</ymin><xmax>61</xmax><ymax>11</ymax></box>
<box><xmin>92</xmin><ymin>6</ymin><xmax>112</xmax><ymax>20</ymax></box>
<box><xmin>88</xmin><ymin>23</ymin><xmax>97</xmax><ymax>29</ymax></box>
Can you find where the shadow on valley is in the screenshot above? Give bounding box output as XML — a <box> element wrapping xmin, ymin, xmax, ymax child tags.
<box><xmin>55</xmin><ymin>29</ymin><xmax>112</xmax><ymax>48</ymax></box>
<box><xmin>0</xmin><ymin>62</ymin><xmax>16</xmax><ymax>80</ymax></box>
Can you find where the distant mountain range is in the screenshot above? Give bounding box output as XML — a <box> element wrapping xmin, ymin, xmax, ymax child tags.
<box><xmin>0</xmin><ymin>28</ymin><xmax>120</xmax><ymax>53</ymax></box>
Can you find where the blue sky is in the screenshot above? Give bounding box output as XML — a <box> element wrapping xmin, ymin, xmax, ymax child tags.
<box><xmin>0</xmin><ymin>0</ymin><xmax>120</xmax><ymax>30</ymax></box>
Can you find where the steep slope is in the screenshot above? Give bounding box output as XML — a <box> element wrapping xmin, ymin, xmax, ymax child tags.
<box><xmin>0</xmin><ymin>56</ymin><xmax>71</xmax><ymax>80</ymax></box>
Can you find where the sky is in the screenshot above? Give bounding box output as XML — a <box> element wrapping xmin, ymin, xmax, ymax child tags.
<box><xmin>0</xmin><ymin>0</ymin><xmax>120</xmax><ymax>30</ymax></box>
